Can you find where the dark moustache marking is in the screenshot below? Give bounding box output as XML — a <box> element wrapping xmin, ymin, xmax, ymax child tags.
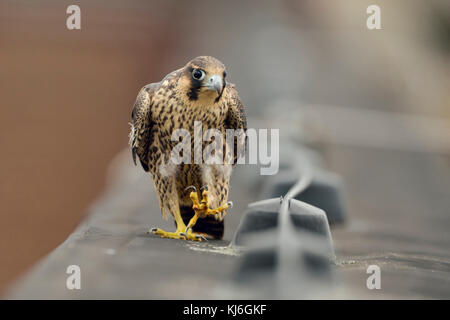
<box><xmin>186</xmin><ymin>66</ymin><xmax>201</xmax><ymax>101</ymax></box>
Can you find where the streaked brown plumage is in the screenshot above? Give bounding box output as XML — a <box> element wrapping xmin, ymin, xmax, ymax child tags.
<box><xmin>129</xmin><ymin>56</ymin><xmax>247</xmax><ymax>240</ymax></box>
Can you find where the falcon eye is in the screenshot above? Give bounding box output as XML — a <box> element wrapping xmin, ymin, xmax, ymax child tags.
<box><xmin>192</xmin><ymin>69</ymin><xmax>205</xmax><ymax>81</ymax></box>
<box><xmin>223</xmin><ymin>71</ymin><xmax>227</xmax><ymax>78</ymax></box>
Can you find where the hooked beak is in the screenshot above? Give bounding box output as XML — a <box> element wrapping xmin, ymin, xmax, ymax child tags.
<box><xmin>203</xmin><ymin>74</ymin><xmax>223</xmax><ymax>94</ymax></box>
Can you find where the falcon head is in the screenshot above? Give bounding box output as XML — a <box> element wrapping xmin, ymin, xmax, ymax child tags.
<box><xmin>182</xmin><ymin>56</ymin><xmax>227</xmax><ymax>103</ymax></box>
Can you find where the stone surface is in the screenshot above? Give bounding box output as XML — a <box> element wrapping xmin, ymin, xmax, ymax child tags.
<box><xmin>7</xmin><ymin>142</ymin><xmax>450</xmax><ymax>299</ymax></box>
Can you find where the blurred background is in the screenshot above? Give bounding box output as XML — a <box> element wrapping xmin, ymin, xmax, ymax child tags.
<box><xmin>0</xmin><ymin>0</ymin><xmax>449</xmax><ymax>296</ymax></box>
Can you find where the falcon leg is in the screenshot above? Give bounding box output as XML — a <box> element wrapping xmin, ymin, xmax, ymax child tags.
<box><xmin>200</xmin><ymin>185</ymin><xmax>232</xmax><ymax>218</ymax></box>
<box><xmin>185</xmin><ymin>185</ymin><xmax>232</xmax><ymax>233</ymax></box>
<box><xmin>150</xmin><ymin>208</ymin><xmax>206</xmax><ymax>241</ymax></box>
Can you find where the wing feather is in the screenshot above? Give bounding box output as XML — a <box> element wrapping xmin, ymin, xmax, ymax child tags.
<box><xmin>129</xmin><ymin>83</ymin><xmax>158</xmax><ymax>172</ymax></box>
<box><xmin>224</xmin><ymin>83</ymin><xmax>247</xmax><ymax>164</ymax></box>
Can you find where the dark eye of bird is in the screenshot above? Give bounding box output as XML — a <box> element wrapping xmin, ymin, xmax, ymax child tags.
<box><xmin>192</xmin><ymin>69</ymin><xmax>205</xmax><ymax>81</ymax></box>
<box><xmin>223</xmin><ymin>71</ymin><xmax>227</xmax><ymax>78</ymax></box>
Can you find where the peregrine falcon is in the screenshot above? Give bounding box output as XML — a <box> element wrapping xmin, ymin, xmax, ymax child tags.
<box><xmin>129</xmin><ymin>56</ymin><xmax>247</xmax><ymax>241</ymax></box>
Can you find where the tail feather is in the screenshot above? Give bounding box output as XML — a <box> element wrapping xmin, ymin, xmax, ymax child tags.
<box><xmin>179</xmin><ymin>206</ymin><xmax>224</xmax><ymax>240</ymax></box>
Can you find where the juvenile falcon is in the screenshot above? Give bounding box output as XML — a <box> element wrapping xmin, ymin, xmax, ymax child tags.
<box><xmin>129</xmin><ymin>56</ymin><xmax>247</xmax><ymax>241</ymax></box>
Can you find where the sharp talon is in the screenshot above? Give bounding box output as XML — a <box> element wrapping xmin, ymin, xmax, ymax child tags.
<box><xmin>195</xmin><ymin>234</ymin><xmax>207</xmax><ymax>241</ymax></box>
<box><xmin>200</xmin><ymin>185</ymin><xmax>208</xmax><ymax>191</ymax></box>
<box><xmin>150</xmin><ymin>227</ymin><xmax>158</xmax><ymax>233</ymax></box>
<box><xmin>227</xmin><ymin>201</ymin><xmax>233</xmax><ymax>209</ymax></box>
<box><xmin>185</xmin><ymin>186</ymin><xmax>197</xmax><ymax>193</ymax></box>
<box><xmin>185</xmin><ymin>227</ymin><xmax>190</xmax><ymax>234</ymax></box>
<box><xmin>179</xmin><ymin>232</ymin><xmax>187</xmax><ymax>239</ymax></box>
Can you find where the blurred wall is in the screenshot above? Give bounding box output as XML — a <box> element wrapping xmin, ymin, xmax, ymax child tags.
<box><xmin>0</xmin><ymin>0</ymin><xmax>181</xmax><ymax>294</ymax></box>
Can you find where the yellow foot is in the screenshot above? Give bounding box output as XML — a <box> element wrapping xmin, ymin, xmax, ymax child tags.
<box><xmin>149</xmin><ymin>227</ymin><xmax>207</xmax><ymax>242</ymax></box>
<box><xmin>184</xmin><ymin>185</ymin><xmax>233</xmax><ymax>233</ymax></box>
